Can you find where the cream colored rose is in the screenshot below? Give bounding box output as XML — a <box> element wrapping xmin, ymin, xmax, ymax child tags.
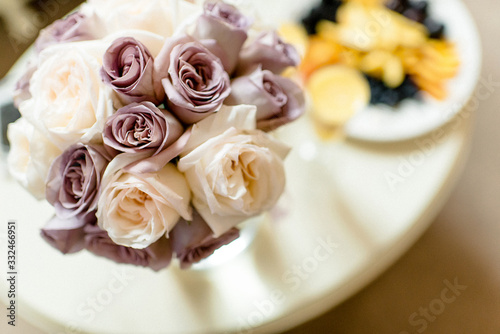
<box><xmin>97</xmin><ymin>154</ymin><xmax>192</xmax><ymax>249</ymax></box>
<box><xmin>19</xmin><ymin>41</ymin><xmax>116</xmax><ymax>150</ymax></box>
<box><xmin>7</xmin><ymin>118</ymin><xmax>62</xmax><ymax>200</ymax></box>
<box><xmin>83</xmin><ymin>0</ymin><xmax>201</xmax><ymax>38</ymax></box>
<box><xmin>178</xmin><ymin>105</ymin><xmax>290</xmax><ymax>237</ymax></box>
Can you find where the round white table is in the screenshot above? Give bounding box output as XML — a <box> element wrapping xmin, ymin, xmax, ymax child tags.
<box><xmin>0</xmin><ymin>110</ymin><xmax>474</xmax><ymax>333</ymax></box>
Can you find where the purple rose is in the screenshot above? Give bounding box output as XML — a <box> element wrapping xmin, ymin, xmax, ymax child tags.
<box><xmin>103</xmin><ymin>102</ymin><xmax>186</xmax><ymax>173</ymax></box>
<box><xmin>237</xmin><ymin>31</ymin><xmax>300</xmax><ymax>75</ymax></box>
<box><xmin>101</xmin><ymin>37</ymin><xmax>164</xmax><ymax>105</ymax></box>
<box><xmin>84</xmin><ymin>224</ymin><xmax>173</xmax><ymax>271</ymax></box>
<box><xmin>41</xmin><ymin>212</ymin><xmax>96</xmax><ymax>254</ymax></box>
<box><xmin>155</xmin><ymin>35</ymin><xmax>231</xmax><ymax>124</ymax></box>
<box><xmin>46</xmin><ymin>144</ymin><xmax>108</xmax><ymax>220</ymax></box>
<box><xmin>170</xmin><ymin>210</ymin><xmax>240</xmax><ymax>269</ymax></box>
<box><xmin>193</xmin><ymin>0</ymin><xmax>252</xmax><ymax>74</ymax></box>
<box><xmin>103</xmin><ymin>102</ymin><xmax>183</xmax><ymax>154</ymax></box>
<box><xmin>35</xmin><ymin>12</ymin><xmax>98</xmax><ymax>52</ymax></box>
<box><xmin>225</xmin><ymin>67</ymin><xmax>305</xmax><ymax>131</ymax></box>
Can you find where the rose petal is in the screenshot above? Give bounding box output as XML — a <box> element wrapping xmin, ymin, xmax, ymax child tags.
<box><xmin>84</xmin><ymin>224</ymin><xmax>173</xmax><ymax>271</ymax></box>
<box><xmin>124</xmin><ymin>127</ymin><xmax>192</xmax><ymax>174</ymax></box>
<box><xmin>170</xmin><ymin>209</ymin><xmax>240</xmax><ymax>269</ymax></box>
<box><xmin>41</xmin><ymin>212</ymin><xmax>96</xmax><ymax>254</ymax></box>
<box><xmin>237</xmin><ymin>31</ymin><xmax>300</xmax><ymax>75</ymax></box>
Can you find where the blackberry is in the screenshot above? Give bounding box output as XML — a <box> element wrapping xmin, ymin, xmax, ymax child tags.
<box><xmin>302</xmin><ymin>8</ymin><xmax>323</xmax><ymax>35</ymax></box>
<box><xmin>366</xmin><ymin>75</ymin><xmax>420</xmax><ymax>107</ymax></box>
<box><xmin>387</xmin><ymin>0</ymin><xmax>447</xmax><ymax>39</ymax></box>
<box><xmin>402</xmin><ymin>7</ymin><xmax>426</xmax><ymax>23</ymax></box>
<box><xmin>386</xmin><ymin>0</ymin><xmax>410</xmax><ymax>14</ymax></box>
<box><xmin>401</xmin><ymin>1</ymin><xmax>428</xmax><ymax>23</ymax></box>
<box><xmin>365</xmin><ymin>75</ymin><xmax>391</xmax><ymax>105</ymax></box>
<box><xmin>397</xmin><ymin>76</ymin><xmax>420</xmax><ymax>100</ymax></box>
<box><xmin>387</xmin><ymin>0</ymin><xmax>429</xmax><ymax>24</ymax></box>
<box><xmin>378</xmin><ymin>89</ymin><xmax>401</xmax><ymax>106</ymax></box>
<box><xmin>424</xmin><ymin>17</ymin><xmax>445</xmax><ymax>39</ymax></box>
<box><xmin>412</xmin><ymin>1</ymin><xmax>429</xmax><ymax>15</ymax></box>
<box><xmin>301</xmin><ymin>0</ymin><xmax>343</xmax><ymax>35</ymax></box>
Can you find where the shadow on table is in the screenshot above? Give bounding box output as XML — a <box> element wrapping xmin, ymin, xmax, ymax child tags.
<box><xmin>283</xmin><ymin>207</ymin><xmax>500</xmax><ymax>334</ymax></box>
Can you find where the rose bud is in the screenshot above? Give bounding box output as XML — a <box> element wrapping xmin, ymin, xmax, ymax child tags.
<box><xmin>171</xmin><ymin>209</ymin><xmax>240</xmax><ymax>269</ymax></box>
<box><xmin>154</xmin><ymin>35</ymin><xmax>231</xmax><ymax>124</ymax></box>
<box><xmin>101</xmin><ymin>37</ymin><xmax>164</xmax><ymax>105</ymax></box>
<box><xmin>193</xmin><ymin>0</ymin><xmax>252</xmax><ymax>74</ymax></box>
<box><xmin>46</xmin><ymin>144</ymin><xmax>108</xmax><ymax>220</ymax></box>
<box><xmin>225</xmin><ymin>67</ymin><xmax>305</xmax><ymax>132</ymax></box>
<box><xmin>35</xmin><ymin>12</ymin><xmax>100</xmax><ymax>52</ymax></box>
<box><xmin>84</xmin><ymin>224</ymin><xmax>173</xmax><ymax>271</ymax></box>
<box><xmin>236</xmin><ymin>31</ymin><xmax>301</xmax><ymax>75</ymax></box>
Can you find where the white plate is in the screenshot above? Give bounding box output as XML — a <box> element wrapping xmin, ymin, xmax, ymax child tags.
<box><xmin>344</xmin><ymin>0</ymin><xmax>482</xmax><ymax>142</ymax></box>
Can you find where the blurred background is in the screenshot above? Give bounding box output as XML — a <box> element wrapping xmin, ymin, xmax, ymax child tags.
<box><xmin>0</xmin><ymin>0</ymin><xmax>83</xmax><ymax>77</ymax></box>
<box><xmin>0</xmin><ymin>0</ymin><xmax>499</xmax><ymax>333</ymax></box>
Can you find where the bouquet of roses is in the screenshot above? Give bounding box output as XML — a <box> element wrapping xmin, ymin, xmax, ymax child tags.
<box><xmin>7</xmin><ymin>0</ymin><xmax>305</xmax><ymax>270</ymax></box>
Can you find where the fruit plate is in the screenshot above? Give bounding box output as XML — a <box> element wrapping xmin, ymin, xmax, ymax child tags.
<box><xmin>344</xmin><ymin>0</ymin><xmax>480</xmax><ymax>142</ymax></box>
<box><xmin>270</xmin><ymin>0</ymin><xmax>481</xmax><ymax>143</ymax></box>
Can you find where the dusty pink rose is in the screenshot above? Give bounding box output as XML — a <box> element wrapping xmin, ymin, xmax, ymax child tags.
<box><xmin>101</xmin><ymin>37</ymin><xmax>164</xmax><ymax>105</ymax></box>
<box><xmin>46</xmin><ymin>144</ymin><xmax>108</xmax><ymax>220</ymax></box>
<box><xmin>226</xmin><ymin>67</ymin><xmax>305</xmax><ymax>131</ymax></box>
<box><xmin>155</xmin><ymin>35</ymin><xmax>231</xmax><ymax>124</ymax></box>
<box><xmin>170</xmin><ymin>210</ymin><xmax>240</xmax><ymax>269</ymax></box>
<box><xmin>35</xmin><ymin>12</ymin><xmax>98</xmax><ymax>52</ymax></box>
<box><xmin>237</xmin><ymin>31</ymin><xmax>300</xmax><ymax>75</ymax></box>
<box><xmin>84</xmin><ymin>224</ymin><xmax>173</xmax><ymax>271</ymax></box>
<box><xmin>102</xmin><ymin>102</ymin><xmax>185</xmax><ymax>172</ymax></box>
<box><xmin>194</xmin><ymin>0</ymin><xmax>252</xmax><ymax>74</ymax></box>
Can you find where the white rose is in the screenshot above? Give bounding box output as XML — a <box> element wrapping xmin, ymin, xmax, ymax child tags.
<box><xmin>178</xmin><ymin>105</ymin><xmax>290</xmax><ymax>237</ymax></box>
<box><xmin>19</xmin><ymin>41</ymin><xmax>116</xmax><ymax>151</ymax></box>
<box><xmin>7</xmin><ymin>118</ymin><xmax>62</xmax><ymax>200</ymax></box>
<box><xmin>83</xmin><ymin>0</ymin><xmax>201</xmax><ymax>38</ymax></box>
<box><xmin>97</xmin><ymin>154</ymin><xmax>192</xmax><ymax>249</ymax></box>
